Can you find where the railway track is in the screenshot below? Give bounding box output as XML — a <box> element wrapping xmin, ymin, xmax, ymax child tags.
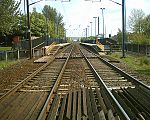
<box><xmin>0</xmin><ymin>43</ymin><xmax>149</xmax><ymax>120</ymax></box>
<box><xmin>81</xmin><ymin>44</ymin><xmax>150</xmax><ymax>119</ymax></box>
<box><xmin>38</xmin><ymin>44</ymin><xmax>129</xmax><ymax>120</ymax></box>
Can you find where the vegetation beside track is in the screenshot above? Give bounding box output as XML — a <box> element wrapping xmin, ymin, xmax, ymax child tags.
<box><xmin>0</xmin><ymin>47</ymin><xmax>11</xmax><ymax>51</ymax></box>
<box><xmin>109</xmin><ymin>53</ymin><xmax>150</xmax><ymax>75</ymax></box>
<box><xmin>0</xmin><ymin>61</ymin><xmax>17</xmax><ymax>69</ymax></box>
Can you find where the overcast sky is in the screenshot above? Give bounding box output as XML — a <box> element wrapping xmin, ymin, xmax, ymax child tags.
<box><xmin>18</xmin><ymin>0</ymin><xmax>150</xmax><ymax>37</ymax></box>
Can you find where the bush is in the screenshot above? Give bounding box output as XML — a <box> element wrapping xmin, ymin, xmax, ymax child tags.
<box><xmin>140</xmin><ymin>57</ymin><xmax>149</xmax><ymax>65</ymax></box>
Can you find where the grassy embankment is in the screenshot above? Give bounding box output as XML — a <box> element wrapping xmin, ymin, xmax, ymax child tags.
<box><xmin>0</xmin><ymin>61</ymin><xmax>17</xmax><ymax>69</ymax></box>
<box><xmin>109</xmin><ymin>53</ymin><xmax>150</xmax><ymax>75</ymax></box>
<box><xmin>0</xmin><ymin>47</ymin><xmax>16</xmax><ymax>69</ymax></box>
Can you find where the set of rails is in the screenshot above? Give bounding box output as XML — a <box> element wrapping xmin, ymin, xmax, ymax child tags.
<box><xmin>0</xmin><ymin>43</ymin><xmax>149</xmax><ymax>120</ymax></box>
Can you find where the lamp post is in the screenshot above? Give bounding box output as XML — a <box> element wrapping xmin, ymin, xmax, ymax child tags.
<box><xmin>90</xmin><ymin>22</ymin><xmax>92</xmax><ymax>36</ymax></box>
<box><xmin>93</xmin><ymin>17</ymin><xmax>97</xmax><ymax>37</ymax></box>
<box><xmin>100</xmin><ymin>8</ymin><xmax>105</xmax><ymax>39</ymax></box>
<box><xmin>87</xmin><ymin>25</ymin><xmax>90</xmax><ymax>37</ymax></box>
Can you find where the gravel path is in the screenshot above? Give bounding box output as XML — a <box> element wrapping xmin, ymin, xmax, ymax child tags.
<box><xmin>0</xmin><ymin>59</ymin><xmax>43</xmax><ymax>91</ymax></box>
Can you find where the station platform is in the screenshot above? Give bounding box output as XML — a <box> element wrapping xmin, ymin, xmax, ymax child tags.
<box><xmin>34</xmin><ymin>43</ymin><xmax>70</xmax><ymax>63</ymax></box>
<box><xmin>81</xmin><ymin>43</ymin><xmax>97</xmax><ymax>46</ymax></box>
<box><xmin>56</xmin><ymin>43</ymin><xmax>70</xmax><ymax>47</ymax></box>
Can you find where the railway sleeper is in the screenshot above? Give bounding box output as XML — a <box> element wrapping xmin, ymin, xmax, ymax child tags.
<box><xmin>44</xmin><ymin>88</ymin><xmax>119</xmax><ymax>120</ymax></box>
<box><xmin>119</xmin><ymin>88</ymin><xmax>149</xmax><ymax>119</ymax></box>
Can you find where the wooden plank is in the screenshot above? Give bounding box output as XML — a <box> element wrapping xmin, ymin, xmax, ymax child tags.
<box><xmin>101</xmin><ymin>89</ymin><xmax>115</xmax><ymax>113</ymax></box>
<box><xmin>108</xmin><ymin>109</ymin><xmax>115</xmax><ymax>120</ymax></box>
<box><xmin>95</xmin><ymin>88</ymin><xmax>107</xmax><ymax>114</ymax></box>
<box><xmin>89</xmin><ymin>88</ymin><xmax>101</xmax><ymax>120</ymax></box>
<box><xmin>77</xmin><ymin>90</ymin><xmax>81</xmax><ymax>120</ymax></box>
<box><xmin>34</xmin><ymin>56</ymin><xmax>52</xmax><ymax>63</ymax></box>
<box><xmin>0</xmin><ymin>92</ymin><xmax>20</xmax><ymax>116</ymax></box>
<box><xmin>16</xmin><ymin>92</ymin><xmax>42</xmax><ymax>120</ymax></box>
<box><xmin>46</xmin><ymin>95</ymin><xmax>60</xmax><ymax>120</ymax></box>
<box><xmin>0</xmin><ymin>92</ymin><xmax>28</xmax><ymax>119</ymax></box>
<box><xmin>86</xmin><ymin>89</ymin><xmax>94</xmax><ymax>120</ymax></box>
<box><xmin>72</xmin><ymin>91</ymin><xmax>77</xmax><ymax>120</ymax></box>
<box><xmin>1</xmin><ymin>93</ymin><xmax>29</xmax><ymax>120</ymax></box>
<box><xmin>66</xmin><ymin>91</ymin><xmax>72</xmax><ymax>119</ymax></box>
<box><xmin>58</xmin><ymin>95</ymin><xmax>67</xmax><ymax>120</ymax></box>
<box><xmin>25</xmin><ymin>92</ymin><xmax>48</xmax><ymax>120</ymax></box>
<box><xmin>83</xmin><ymin>88</ymin><xmax>87</xmax><ymax>120</ymax></box>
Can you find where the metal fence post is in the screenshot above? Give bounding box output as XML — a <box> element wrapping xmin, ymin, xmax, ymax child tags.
<box><xmin>138</xmin><ymin>44</ymin><xmax>139</xmax><ymax>55</ymax></box>
<box><xmin>18</xmin><ymin>50</ymin><xmax>20</xmax><ymax>60</ymax></box>
<box><xmin>146</xmin><ymin>44</ymin><xmax>147</xmax><ymax>56</ymax></box>
<box><xmin>5</xmin><ymin>51</ymin><xmax>8</xmax><ymax>61</ymax></box>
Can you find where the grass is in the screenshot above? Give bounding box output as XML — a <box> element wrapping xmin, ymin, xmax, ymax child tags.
<box><xmin>0</xmin><ymin>47</ymin><xmax>12</xmax><ymax>51</ymax></box>
<box><xmin>0</xmin><ymin>61</ymin><xmax>17</xmax><ymax>70</ymax></box>
<box><xmin>109</xmin><ymin>53</ymin><xmax>150</xmax><ymax>75</ymax></box>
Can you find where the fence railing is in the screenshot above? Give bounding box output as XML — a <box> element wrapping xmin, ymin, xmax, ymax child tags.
<box><xmin>0</xmin><ymin>49</ymin><xmax>45</xmax><ymax>61</ymax></box>
<box><xmin>126</xmin><ymin>43</ymin><xmax>150</xmax><ymax>56</ymax></box>
<box><xmin>0</xmin><ymin>50</ymin><xmax>28</xmax><ymax>61</ymax></box>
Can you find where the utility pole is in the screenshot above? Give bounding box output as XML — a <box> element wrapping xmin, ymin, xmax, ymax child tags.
<box><xmin>93</xmin><ymin>17</ymin><xmax>97</xmax><ymax>37</ymax></box>
<box><xmin>85</xmin><ymin>28</ymin><xmax>88</xmax><ymax>38</ymax></box>
<box><xmin>98</xmin><ymin>17</ymin><xmax>99</xmax><ymax>35</ymax></box>
<box><xmin>100</xmin><ymin>8</ymin><xmax>105</xmax><ymax>39</ymax></box>
<box><xmin>26</xmin><ymin>0</ymin><xmax>70</xmax><ymax>59</ymax></box>
<box><xmin>26</xmin><ymin>0</ymin><xmax>32</xmax><ymax>59</ymax></box>
<box><xmin>90</xmin><ymin>22</ymin><xmax>92</xmax><ymax>36</ymax></box>
<box><xmin>122</xmin><ymin>0</ymin><xmax>126</xmax><ymax>58</ymax></box>
<box><xmin>87</xmin><ymin>25</ymin><xmax>90</xmax><ymax>37</ymax></box>
<box><xmin>46</xmin><ymin>17</ymin><xmax>49</xmax><ymax>46</ymax></box>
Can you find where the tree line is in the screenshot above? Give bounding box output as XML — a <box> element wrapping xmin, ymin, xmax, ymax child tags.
<box><xmin>0</xmin><ymin>0</ymin><xmax>65</xmax><ymax>42</ymax></box>
<box><xmin>117</xmin><ymin>9</ymin><xmax>150</xmax><ymax>44</ymax></box>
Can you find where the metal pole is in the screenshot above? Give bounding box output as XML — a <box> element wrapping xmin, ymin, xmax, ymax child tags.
<box><xmin>86</xmin><ymin>28</ymin><xmax>87</xmax><ymax>38</ymax></box>
<box><xmin>98</xmin><ymin>17</ymin><xmax>99</xmax><ymax>35</ymax></box>
<box><xmin>46</xmin><ymin>18</ymin><xmax>49</xmax><ymax>46</ymax></box>
<box><xmin>100</xmin><ymin>8</ymin><xmax>105</xmax><ymax>39</ymax></box>
<box><xmin>93</xmin><ymin>17</ymin><xmax>97</xmax><ymax>37</ymax></box>
<box><xmin>87</xmin><ymin>26</ymin><xmax>89</xmax><ymax>37</ymax></box>
<box><xmin>90</xmin><ymin>22</ymin><xmax>92</xmax><ymax>36</ymax></box>
<box><xmin>122</xmin><ymin>0</ymin><xmax>126</xmax><ymax>58</ymax></box>
<box><xmin>26</xmin><ymin>0</ymin><xmax>32</xmax><ymax>59</ymax></box>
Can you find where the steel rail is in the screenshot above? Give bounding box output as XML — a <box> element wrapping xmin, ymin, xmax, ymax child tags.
<box><xmin>37</xmin><ymin>45</ymin><xmax>74</xmax><ymax>120</ymax></box>
<box><xmin>81</xmin><ymin>44</ymin><xmax>150</xmax><ymax>90</ymax></box>
<box><xmin>98</xmin><ymin>56</ymin><xmax>150</xmax><ymax>90</ymax></box>
<box><xmin>0</xmin><ymin>57</ymin><xmax>55</xmax><ymax>103</ymax></box>
<box><xmin>56</xmin><ymin>44</ymin><xmax>72</xmax><ymax>55</ymax></box>
<box><xmin>0</xmin><ymin>44</ymin><xmax>72</xmax><ymax>103</ymax></box>
<box><xmin>79</xmin><ymin>47</ymin><xmax>130</xmax><ymax>120</ymax></box>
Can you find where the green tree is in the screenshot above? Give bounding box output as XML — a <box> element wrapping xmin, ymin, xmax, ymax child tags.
<box><xmin>128</xmin><ymin>9</ymin><xmax>145</xmax><ymax>33</ymax></box>
<box><xmin>142</xmin><ymin>15</ymin><xmax>150</xmax><ymax>35</ymax></box>
<box><xmin>30</xmin><ymin>8</ymin><xmax>46</xmax><ymax>36</ymax></box>
<box><xmin>0</xmin><ymin>0</ymin><xmax>21</xmax><ymax>36</ymax></box>
<box><xmin>42</xmin><ymin>5</ymin><xmax>65</xmax><ymax>38</ymax></box>
<box><xmin>116</xmin><ymin>29</ymin><xmax>122</xmax><ymax>44</ymax></box>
